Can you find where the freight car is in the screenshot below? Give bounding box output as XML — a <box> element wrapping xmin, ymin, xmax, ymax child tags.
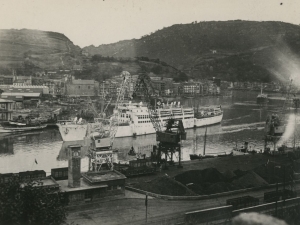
<box><xmin>226</xmin><ymin>196</ymin><xmax>259</xmax><ymax>210</ymax></box>
<box><xmin>264</xmin><ymin>189</ymin><xmax>297</xmax><ymax>203</ymax></box>
<box><xmin>116</xmin><ymin>156</ymin><xmax>156</xmax><ymax>177</ymax></box>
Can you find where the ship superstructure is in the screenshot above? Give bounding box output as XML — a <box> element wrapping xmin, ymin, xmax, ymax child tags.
<box><xmin>57</xmin><ymin>102</ymin><xmax>222</xmax><ymax>141</ymax></box>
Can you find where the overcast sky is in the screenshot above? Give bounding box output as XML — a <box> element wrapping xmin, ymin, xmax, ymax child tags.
<box><xmin>0</xmin><ymin>0</ymin><xmax>299</xmax><ymax>48</ymax></box>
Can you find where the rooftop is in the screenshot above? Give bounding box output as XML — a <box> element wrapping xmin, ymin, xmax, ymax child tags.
<box><xmin>1</xmin><ymin>92</ymin><xmax>41</xmax><ymax>97</ymax></box>
<box><xmin>56</xmin><ymin>178</ymin><xmax>108</xmax><ymax>192</ymax></box>
<box><xmin>0</xmin><ymin>98</ymin><xmax>15</xmax><ymax>103</ymax></box>
<box><xmin>21</xmin><ymin>177</ymin><xmax>59</xmax><ymax>189</ymax></box>
<box><xmin>82</xmin><ymin>170</ymin><xmax>126</xmax><ymax>184</ymax></box>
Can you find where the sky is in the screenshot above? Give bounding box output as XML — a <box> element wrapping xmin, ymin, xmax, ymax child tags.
<box><xmin>0</xmin><ymin>0</ymin><xmax>300</xmax><ymax>47</ymax></box>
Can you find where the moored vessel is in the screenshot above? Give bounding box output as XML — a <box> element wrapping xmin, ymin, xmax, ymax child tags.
<box><xmin>0</xmin><ymin>116</ymin><xmax>47</xmax><ymax>133</ymax></box>
<box><xmin>57</xmin><ymin>102</ymin><xmax>223</xmax><ymax>141</ymax></box>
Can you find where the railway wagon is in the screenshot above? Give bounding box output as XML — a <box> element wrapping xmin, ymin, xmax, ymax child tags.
<box><xmin>226</xmin><ymin>196</ymin><xmax>259</xmax><ymax>210</ymax></box>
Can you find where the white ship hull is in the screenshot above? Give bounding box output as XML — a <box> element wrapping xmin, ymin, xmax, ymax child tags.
<box><xmin>57</xmin><ymin>104</ymin><xmax>223</xmax><ymax>141</ymax></box>
<box><xmin>57</xmin><ymin>123</ymin><xmax>87</xmax><ymax>141</ymax></box>
<box><xmin>115</xmin><ymin>115</ymin><xmax>223</xmax><ymax>138</ymax></box>
<box><xmin>194</xmin><ymin>114</ymin><xmax>223</xmax><ymax>127</ymax></box>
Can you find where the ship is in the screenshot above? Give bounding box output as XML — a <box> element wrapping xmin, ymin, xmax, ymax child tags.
<box><xmin>0</xmin><ymin>115</ymin><xmax>48</xmax><ymax>133</ymax></box>
<box><xmin>256</xmin><ymin>84</ymin><xmax>268</xmax><ymax>104</ymax></box>
<box><xmin>57</xmin><ymin>102</ymin><xmax>223</xmax><ymax>141</ymax></box>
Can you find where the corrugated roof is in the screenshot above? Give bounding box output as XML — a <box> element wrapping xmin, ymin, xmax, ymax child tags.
<box><xmin>1</xmin><ymin>88</ymin><xmax>42</xmax><ymax>94</ymax></box>
<box><xmin>1</xmin><ymin>92</ymin><xmax>41</xmax><ymax>97</ymax></box>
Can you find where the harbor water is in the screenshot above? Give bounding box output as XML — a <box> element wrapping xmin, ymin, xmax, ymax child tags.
<box><xmin>0</xmin><ymin>90</ymin><xmax>292</xmax><ymax>175</ymax></box>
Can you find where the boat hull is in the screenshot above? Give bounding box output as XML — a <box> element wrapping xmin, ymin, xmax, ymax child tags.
<box><xmin>194</xmin><ymin>114</ymin><xmax>223</xmax><ymax>127</ymax></box>
<box><xmin>0</xmin><ymin>125</ymin><xmax>47</xmax><ymax>133</ymax></box>
<box><xmin>57</xmin><ymin>123</ymin><xmax>88</xmax><ymax>141</ymax></box>
<box><xmin>57</xmin><ymin>109</ymin><xmax>223</xmax><ymax>141</ymax></box>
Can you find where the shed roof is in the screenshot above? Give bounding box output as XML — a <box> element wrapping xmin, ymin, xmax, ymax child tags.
<box><xmin>56</xmin><ymin>178</ymin><xmax>108</xmax><ymax>192</ymax></box>
<box><xmin>1</xmin><ymin>92</ymin><xmax>41</xmax><ymax>97</ymax></box>
<box><xmin>0</xmin><ymin>98</ymin><xmax>15</xmax><ymax>103</ymax></box>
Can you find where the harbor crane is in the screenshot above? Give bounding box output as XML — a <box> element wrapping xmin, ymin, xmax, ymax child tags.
<box><xmin>88</xmin><ymin>71</ymin><xmax>131</xmax><ymax>171</ymax></box>
<box><xmin>132</xmin><ymin>71</ymin><xmax>186</xmax><ymax>169</ymax></box>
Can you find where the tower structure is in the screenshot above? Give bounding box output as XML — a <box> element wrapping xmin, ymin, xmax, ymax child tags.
<box><xmin>68</xmin><ymin>145</ymin><xmax>81</xmax><ymax>188</ymax></box>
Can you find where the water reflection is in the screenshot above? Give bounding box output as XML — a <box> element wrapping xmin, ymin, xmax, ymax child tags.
<box><xmin>0</xmin><ymin>90</ymin><xmax>292</xmax><ymax>174</ymax></box>
<box><xmin>0</xmin><ymin>136</ymin><xmax>14</xmax><ymax>155</ymax></box>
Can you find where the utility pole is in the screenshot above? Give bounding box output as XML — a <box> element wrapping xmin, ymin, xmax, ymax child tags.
<box><xmin>283</xmin><ymin>165</ymin><xmax>286</xmax><ymax>202</ymax></box>
<box><xmin>275</xmin><ymin>182</ymin><xmax>278</xmax><ymax>217</ymax></box>
<box><xmin>145</xmin><ymin>194</ymin><xmax>148</xmax><ymax>223</ymax></box>
<box><xmin>203</xmin><ymin>126</ymin><xmax>207</xmax><ymax>156</ymax></box>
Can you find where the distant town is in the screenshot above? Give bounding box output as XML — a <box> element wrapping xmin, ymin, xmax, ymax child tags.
<box><xmin>0</xmin><ymin>69</ymin><xmax>294</xmax><ymax>106</ymax></box>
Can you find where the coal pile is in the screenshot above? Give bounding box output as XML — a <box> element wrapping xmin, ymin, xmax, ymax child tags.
<box><xmin>132</xmin><ymin>175</ymin><xmax>196</xmax><ymax>196</ymax></box>
<box><xmin>206</xmin><ymin>182</ymin><xmax>241</xmax><ymax>194</ymax></box>
<box><xmin>222</xmin><ymin>170</ymin><xmax>236</xmax><ymax>181</ymax></box>
<box><xmin>175</xmin><ymin>168</ymin><xmax>226</xmax><ymax>185</ymax></box>
<box><xmin>232</xmin><ymin>171</ymin><xmax>268</xmax><ymax>188</ymax></box>
<box><xmin>175</xmin><ymin>168</ymin><xmax>231</xmax><ymax>195</ymax></box>
<box><xmin>175</xmin><ymin>167</ymin><xmax>269</xmax><ymax>195</ymax></box>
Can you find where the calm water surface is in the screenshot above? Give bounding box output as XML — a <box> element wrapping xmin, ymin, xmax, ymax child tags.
<box><xmin>0</xmin><ymin>90</ymin><xmax>289</xmax><ymax>175</ymax></box>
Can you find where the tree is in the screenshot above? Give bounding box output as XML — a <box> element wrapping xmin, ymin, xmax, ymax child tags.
<box><xmin>0</xmin><ymin>176</ymin><xmax>68</xmax><ymax>225</ymax></box>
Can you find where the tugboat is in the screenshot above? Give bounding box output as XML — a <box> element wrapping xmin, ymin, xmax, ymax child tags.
<box><xmin>232</xmin><ymin>142</ymin><xmax>260</xmax><ymax>155</ymax></box>
<box><xmin>257</xmin><ymin>84</ymin><xmax>268</xmax><ymax>104</ymax></box>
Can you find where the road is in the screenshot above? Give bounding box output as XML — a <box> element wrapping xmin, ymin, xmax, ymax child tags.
<box><xmin>67</xmin><ymin>184</ymin><xmax>300</xmax><ymax>225</ymax></box>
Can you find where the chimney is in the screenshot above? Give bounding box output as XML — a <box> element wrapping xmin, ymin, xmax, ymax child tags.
<box><xmin>68</xmin><ymin>145</ymin><xmax>82</xmax><ymax>188</ymax></box>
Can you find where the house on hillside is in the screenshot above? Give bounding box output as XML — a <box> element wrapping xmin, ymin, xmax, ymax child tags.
<box><xmin>0</xmin><ymin>75</ymin><xmax>14</xmax><ymax>85</ymax></box>
<box><xmin>13</xmin><ymin>76</ymin><xmax>32</xmax><ymax>86</ymax></box>
<box><xmin>65</xmin><ymin>79</ymin><xmax>99</xmax><ymax>97</ymax></box>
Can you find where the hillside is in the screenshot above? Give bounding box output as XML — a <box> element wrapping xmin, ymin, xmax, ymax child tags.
<box><xmin>83</xmin><ymin>21</ymin><xmax>300</xmax><ymax>82</ymax></box>
<box><xmin>0</xmin><ymin>29</ymin><xmax>82</xmax><ymax>72</ymax></box>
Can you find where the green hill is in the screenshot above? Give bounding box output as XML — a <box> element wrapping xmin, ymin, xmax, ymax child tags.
<box><xmin>83</xmin><ymin>21</ymin><xmax>300</xmax><ymax>82</ymax></box>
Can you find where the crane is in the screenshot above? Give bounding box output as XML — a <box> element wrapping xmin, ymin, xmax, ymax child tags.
<box><xmin>132</xmin><ymin>71</ymin><xmax>186</xmax><ymax>168</ymax></box>
<box><xmin>132</xmin><ymin>72</ymin><xmax>162</xmax><ymax>131</ymax></box>
<box><xmin>87</xmin><ymin>71</ymin><xmax>131</xmax><ymax>171</ymax></box>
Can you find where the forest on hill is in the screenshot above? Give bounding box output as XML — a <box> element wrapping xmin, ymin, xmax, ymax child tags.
<box><xmin>84</xmin><ymin>21</ymin><xmax>300</xmax><ymax>82</ymax></box>
<box><xmin>1</xmin><ymin>21</ymin><xmax>300</xmax><ymax>83</ymax></box>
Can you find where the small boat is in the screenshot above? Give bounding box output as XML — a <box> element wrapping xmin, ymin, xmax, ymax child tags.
<box><xmin>257</xmin><ymin>84</ymin><xmax>268</xmax><ymax>104</ymax></box>
<box><xmin>190</xmin><ymin>154</ymin><xmax>201</xmax><ymax>160</ymax></box>
<box><xmin>128</xmin><ymin>146</ymin><xmax>137</xmax><ymax>156</ymax></box>
<box><xmin>0</xmin><ymin>115</ymin><xmax>47</xmax><ymax>133</ymax></box>
<box><xmin>0</xmin><ymin>124</ymin><xmax>47</xmax><ymax>133</ymax></box>
<box><xmin>190</xmin><ymin>154</ymin><xmax>221</xmax><ymax>160</ymax></box>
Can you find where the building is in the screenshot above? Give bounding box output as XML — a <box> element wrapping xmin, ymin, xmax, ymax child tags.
<box><xmin>0</xmin><ymin>98</ymin><xmax>14</xmax><ymax>121</ymax></box>
<box><xmin>13</xmin><ymin>76</ymin><xmax>32</xmax><ymax>86</ymax></box>
<box><xmin>65</xmin><ymin>79</ymin><xmax>99</xmax><ymax>97</ymax></box>
<box><xmin>0</xmin><ymin>145</ymin><xmax>126</xmax><ymax>205</ymax></box>
<box><xmin>0</xmin><ymin>75</ymin><xmax>13</xmax><ymax>85</ymax></box>
<box><xmin>1</xmin><ymin>87</ymin><xmax>43</xmax><ymax>108</ymax></box>
<box><xmin>55</xmin><ymin>145</ymin><xmax>126</xmax><ymax>205</ymax></box>
<box><xmin>172</xmin><ymin>83</ymin><xmax>182</xmax><ymax>95</ymax></box>
<box><xmin>182</xmin><ymin>82</ymin><xmax>203</xmax><ymax>95</ymax></box>
<box><xmin>10</xmin><ymin>85</ymin><xmax>49</xmax><ymax>95</ymax></box>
